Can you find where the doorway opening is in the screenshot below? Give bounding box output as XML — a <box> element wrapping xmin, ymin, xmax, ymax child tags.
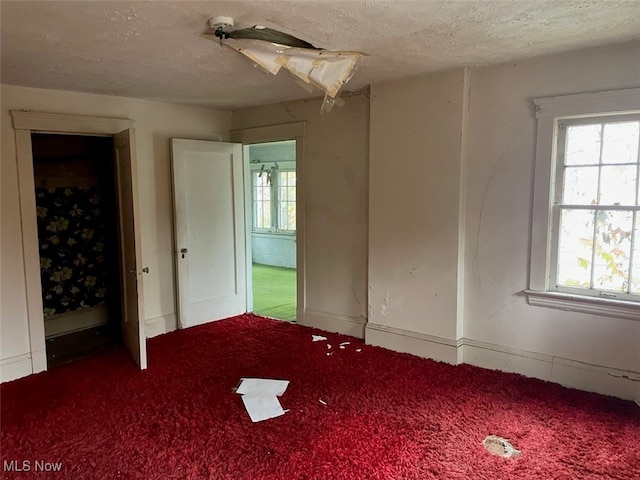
<box><xmin>32</xmin><ymin>133</ymin><xmax>122</xmax><ymax>367</ymax></box>
<box><xmin>246</xmin><ymin>140</ymin><xmax>297</xmax><ymax>322</ymax></box>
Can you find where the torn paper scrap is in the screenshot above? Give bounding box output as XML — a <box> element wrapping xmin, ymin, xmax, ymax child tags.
<box><xmin>236</xmin><ymin>378</ymin><xmax>289</xmax><ymax>396</ymax></box>
<box><xmin>356</xmin><ymin>349</ymin><xmax>362</xmax><ymax>352</ymax></box>
<box><xmin>339</xmin><ymin>342</ymin><xmax>350</xmax><ymax>346</ymax></box>
<box><xmin>241</xmin><ymin>395</ymin><xmax>286</xmax><ymax>423</ymax></box>
<box><xmin>319</xmin><ymin>398</ymin><xmax>327</xmax><ymax>406</ymax></box>
<box><xmin>312</xmin><ymin>335</ymin><xmax>327</xmax><ymax>342</ymax></box>
<box><xmin>483</xmin><ymin>435</ymin><xmax>521</xmax><ymax>458</ymax></box>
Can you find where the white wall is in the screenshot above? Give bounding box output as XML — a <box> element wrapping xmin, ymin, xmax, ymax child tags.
<box><xmin>463</xmin><ymin>42</ymin><xmax>640</xmax><ymax>399</ymax></box>
<box><xmin>367</xmin><ymin>41</ymin><xmax>640</xmax><ymax>400</ymax></box>
<box><xmin>1</xmin><ymin>85</ymin><xmax>230</xmax><ymax>381</ymax></box>
<box><xmin>367</xmin><ymin>70</ymin><xmax>466</xmax><ymax>363</ymax></box>
<box><xmin>232</xmin><ymin>94</ymin><xmax>370</xmax><ymax>337</ymax></box>
<box><xmin>252</xmin><ymin>234</ymin><xmax>296</xmax><ymax>268</ymax></box>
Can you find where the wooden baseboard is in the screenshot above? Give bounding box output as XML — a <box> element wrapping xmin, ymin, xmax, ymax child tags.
<box><xmin>0</xmin><ymin>354</ymin><xmax>33</xmax><ymax>382</ymax></box>
<box><xmin>365</xmin><ymin>323</ymin><xmax>459</xmax><ymax>365</ymax></box>
<box><xmin>145</xmin><ymin>313</ymin><xmax>178</xmax><ymax>338</ymax></box>
<box><xmin>299</xmin><ymin>309</ymin><xmax>366</xmax><ymax>338</ymax></box>
<box><xmin>44</xmin><ymin>304</ymin><xmax>109</xmax><ymax>338</ymax></box>
<box><xmin>462</xmin><ymin>338</ymin><xmax>640</xmax><ymax>401</ymax></box>
<box><xmin>362</xmin><ymin>323</ymin><xmax>639</xmax><ymax>400</ymax></box>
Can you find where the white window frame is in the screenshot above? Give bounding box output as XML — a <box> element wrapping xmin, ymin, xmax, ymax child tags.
<box><xmin>250</xmin><ymin>160</ymin><xmax>296</xmax><ymax>235</ymax></box>
<box><xmin>526</xmin><ymin>88</ymin><xmax>640</xmax><ymax>320</ymax></box>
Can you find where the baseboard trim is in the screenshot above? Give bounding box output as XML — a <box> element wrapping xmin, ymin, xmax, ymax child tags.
<box><xmin>362</xmin><ymin>325</ymin><xmax>639</xmax><ymax>400</ymax></box>
<box><xmin>0</xmin><ymin>354</ymin><xmax>33</xmax><ymax>382</ymax></box>
<box><xmin>299</xmin><ymin>309</ymin><xmax>366</xmax><ymax>338</ymax></box>
<box><xmin>365</xmin><ymin>323</ymin><xmax>458</xmax><ymax>364</ymax></box>
<box><xmin>31</xmin><ymin>348</ymin><xmax>47</xmax><ymax>374</ymax></box>
<box><xmin>145</xmin><ymin>313</ymin><xmax>178</xmax><ymax>338</ymax></box>
<box><xmin>44</xmin><ymin>304</ymin><xmax>109</xmax><ymax>338</ymax></box>
<box><xmin>462</xmin><ymin>338</ymin><xmax>639</xmax><ymax>401</ymax></box>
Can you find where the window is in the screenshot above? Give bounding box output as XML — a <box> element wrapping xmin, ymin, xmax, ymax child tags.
<box><xmin>553</xmin><ymin>116</ymin><xmax>640</xmax><ymax>300</ymax></box>
<box><xmin>251</xmin><ymin>165</ymin><xmax>296</xmax><ymax>233</ymax></box>
<box><xmin>527</xmin><ymin>88</ymin><xmax>640</xmax><ymax>319</ymax></box>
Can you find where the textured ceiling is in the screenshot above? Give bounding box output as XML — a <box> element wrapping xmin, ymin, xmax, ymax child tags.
<box><xmin>1</xmin><ymin>1</ymin><xmax>639</xmax><ymax>110</ymax></box>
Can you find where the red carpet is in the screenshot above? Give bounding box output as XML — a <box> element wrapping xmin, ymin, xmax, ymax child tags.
<box><xmin>1</xmin><ymin>314</ymin><xmax>639</xmax><ymax>479</ymax></box>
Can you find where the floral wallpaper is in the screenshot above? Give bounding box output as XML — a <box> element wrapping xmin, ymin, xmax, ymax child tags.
<box><xmin>36</xmin><ymin>187</ymin><xmax>114</xmax><ymax>316</ymax></box>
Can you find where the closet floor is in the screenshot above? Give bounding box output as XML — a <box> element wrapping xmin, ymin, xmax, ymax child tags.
<box><xmin>46</xmin><ymin>324</ymin><xmax>119</xmax><ymax>368</ymax></box>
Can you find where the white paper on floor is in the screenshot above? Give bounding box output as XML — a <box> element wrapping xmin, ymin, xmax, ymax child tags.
<box><xmin>236</xmin><ymin>378</ymin><xmax>289</xmax><ymax>396</ymax></box>
<box><xmin>236</xmin><ymin>378</ymin><xmax>290</xmax><ymax>423</ymax></box>
<box><xmin>312</xmin><ymin>335</ymin><xmax>328</xmax><ymax>342</ymax></box>
<box><xmin>241</xmin><ymin>395</ymin><xmax>287</xmax><ymax>423</ymax></box>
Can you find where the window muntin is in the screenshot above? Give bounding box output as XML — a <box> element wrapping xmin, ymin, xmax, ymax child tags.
<box><xmin>552</xmin><ymin>116</ymin><xmax>640</xmax><ymax>299</ymax></box>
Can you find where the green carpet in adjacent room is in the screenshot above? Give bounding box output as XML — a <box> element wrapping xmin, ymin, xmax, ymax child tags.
<box><xmin>252</xmin><ymin>263</ymin><xmax>296</xmax><ymax>321</ymax></box>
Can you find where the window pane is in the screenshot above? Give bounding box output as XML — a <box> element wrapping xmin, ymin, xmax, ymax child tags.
<box><xmin>557</xmin><ymin>209</ymin><xmax>594</xmax><ymax>289</ymax></box>
<box><xmin>602</xmin><ymin>121</ymin><xmax>639</xmax><ymax>164</ymax></box>
<box><xmin>632</xmin><ymin>213</ymin><xmax>640</xmax><ymax>295</ymax></box>
<box><xmin>253</xmin><ymin>172</ymin><xmax>271</xmax><ymax>229</ymax></box>
<box><xmin>599</xmin><ymin>165</ymin><xmax>637</xmax><ymax>205</ymax></box>
<box><xmin>593</xmin><ymin>210</ymin><xmax>632</xmax><ymax>293</ymax></box>
<box><xmin>565</xmin><ymin>124</ymin><xmax>601</xmax><ymax>166</ymax></box>
<box><xmin>562</xmin><ymin>166</ymin><xmax>598</xmax><ymax>205</ymax></box>
<box><xmin>277</xmin><ymin>171</ymin><xmax>296</xmax><ymax>231</ymax></box>
<box><xmin>279</xmin><ymin>202</ymin><xmax>296</xmax><ymax>231</ymax></box>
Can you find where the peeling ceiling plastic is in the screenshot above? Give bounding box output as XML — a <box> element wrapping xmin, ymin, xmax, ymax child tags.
<box><xmin>203</xmin><ymin>26</ymin><xmax>364</xmax><ymax>114</ymax></box>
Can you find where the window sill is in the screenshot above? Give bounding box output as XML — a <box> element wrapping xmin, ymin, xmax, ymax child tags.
<box><xmin>251</xmin><ymin>231</ymin><xmax>296</xmax><ymax>239</ymax></box>
<box><xmin>524</xmin><ymin>290</ymin><xmax>639</xmax><ymax>321</ymax></box>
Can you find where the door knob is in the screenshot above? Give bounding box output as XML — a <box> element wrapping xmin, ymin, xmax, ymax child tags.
<box><xmin>180</xmin><ymin>248</ymin><xmax>188</xmax><ymax>259</ymax></box>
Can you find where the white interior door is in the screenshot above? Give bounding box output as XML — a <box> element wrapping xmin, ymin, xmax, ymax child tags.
<box><xmin>171</xmin><ymin>139</ymin><xmax>246</xmax><ymax>328</ymax></box>
<box><xmin>114</xmin><ymin>128</ymin><xmax>147</xmax><ymax>369</ymax></box>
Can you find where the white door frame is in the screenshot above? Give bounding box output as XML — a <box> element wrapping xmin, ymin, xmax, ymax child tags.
<box><xmin>230</xmin><ymin>122</ymin><xmax>306</xmax><ymax>322</ymax></box>
<box><xmin>11</xmin><ymin>110</ymin><xmax>138</xmax><ymax>374</ymax></box>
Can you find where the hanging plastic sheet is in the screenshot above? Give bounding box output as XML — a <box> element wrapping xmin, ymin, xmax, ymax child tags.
<box><xmin>202</xmin><ymin>33</ymin><xmax>364</xmax><ymax>113</ymax></box>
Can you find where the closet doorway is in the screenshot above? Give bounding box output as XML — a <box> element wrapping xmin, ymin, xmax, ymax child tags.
<box><xmin>13</xmin><ymin>110</ymin><xmax>147</xmax><ymax>374</ymax></box>
<box><xmin>32</xmin><ymin>134</ymin><xmax>121</xmax><ymax>366</ymax></box>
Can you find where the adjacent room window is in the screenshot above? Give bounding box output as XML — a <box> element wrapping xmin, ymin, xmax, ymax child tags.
<box><xmin>251</xmin><ymin>166</ymin><xmax>296</xmax><ymax>233</ymax></box>
<box><xmin>276</xmin><ymin>171</ymin><xmax>296</xmax><ymax>232</ymax></box>
<box><xmin>253</xmin><ymin>171</ymin><xmax>272</xmax><ymax>230</ymax></box>
<box><xmin>553</xmin><ymin>116</ymin><xmax>640</xmax><ymax>300</ymax></box>
<box><xmin>527</xmin><ymin>88</ymin><xmax>640</xmax><ymax>319</ymax></box>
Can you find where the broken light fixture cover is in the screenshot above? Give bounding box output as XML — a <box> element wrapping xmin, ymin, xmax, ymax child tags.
<box><xmin>203</xmin><ymin>18</ymin><xmax>365</xmax><ymax>113</ymax></box>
